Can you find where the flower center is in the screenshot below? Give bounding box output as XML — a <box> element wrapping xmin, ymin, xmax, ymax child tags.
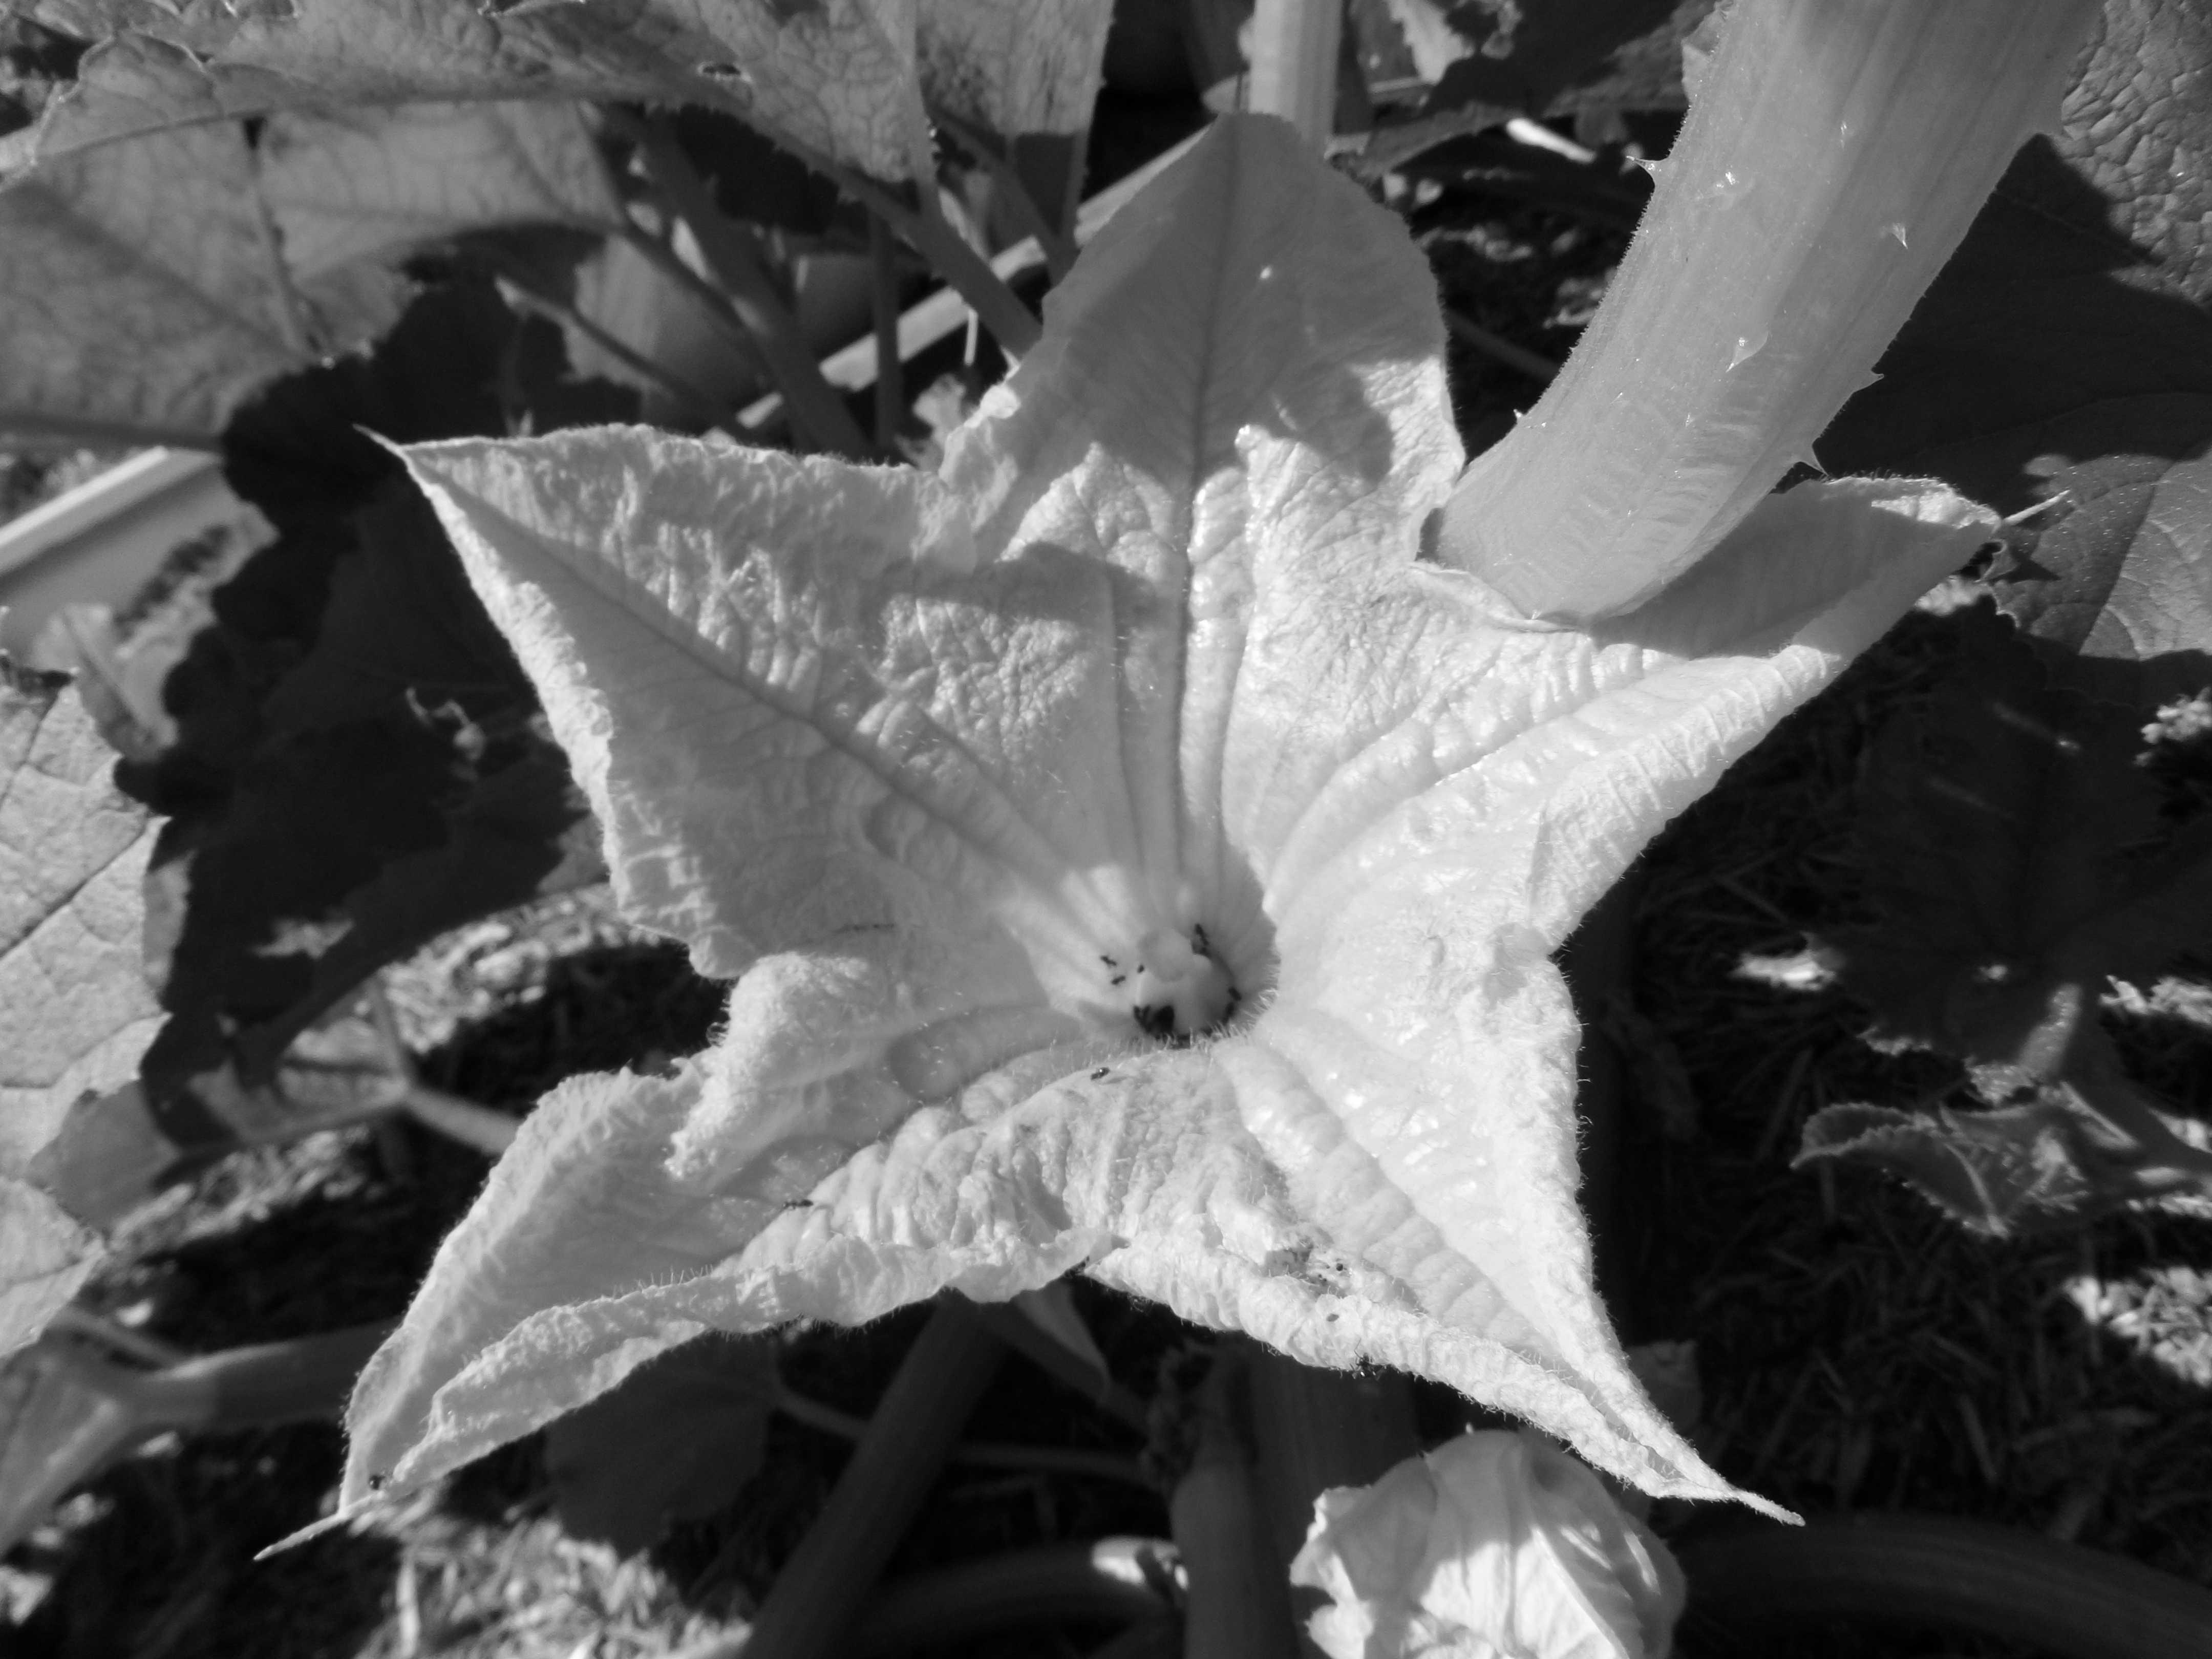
<box><xmin>1103</xmin><ymin>924</ymin><xmax>1242</xmax><ymax>1046</ymax></box>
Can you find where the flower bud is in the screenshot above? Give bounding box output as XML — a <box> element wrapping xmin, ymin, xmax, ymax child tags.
<box><xmin>1291</xmin><ymin>1429</ymin><xmax>1686</xmax><ymax>1659</ymax></box>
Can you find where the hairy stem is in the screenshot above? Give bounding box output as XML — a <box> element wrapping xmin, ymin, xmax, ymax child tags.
<box><xmin>1434</xmin><ymin>0</ymin><xmax>2100</xmax><ymax>619</ymax></box>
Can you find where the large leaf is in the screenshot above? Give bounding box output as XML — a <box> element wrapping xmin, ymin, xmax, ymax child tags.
<box><xmin>117</xmin><ymin>282</ymin><xmax>622</xmax><ymax>1142</ymax></box>
<box><xmin>1822</xmin><ymin>610</ymin><xmax>2212</xmax><ymax>1078</ymax></box>
<box><xmin>1817</xmin><ymin>0</ymin><xmax>2212</xmax><ymax>703</ymax></box>
<box><xmin>917</xmin><ymin>0</ymin><xmax>1113</xmax><ymax>224</ymax></box>
<box><xmin>16</xmin><ymin>1</ymin><xmax>914</xmax><ymax>186</ymax></box>
<box><xmin>0</xmin><ymin>120</ymin><xmax>320</xmax><ymax>444</ymax></box>
<box><xmin>0</xmin><ymin>663</ymin><xmax>159</xmax><ymax>1353</ymax></box>
<box><xmin>1981</xmin><ymin>400</ymin><xmax>2212</xmax><ymax>709</ymax></box>
<box><xmin>17</xmin><ymin>1</ymin><xmax>1119</xmax><ymax>188</ymax></box>
<box><xmin>0</xmin><ymin>79</ymin><xmax>639</xmax><ymax>446</ymax></box>
<box><xmin>341</xmin><ymin>117</ymin><xmax>1993</xmax><ymax>1517</ymax></box>
<box><xmin>259</xmin><ymin>100</ymin><xmax>626</xmax><ymax>288</ymax></box>
<box><xmin>918</xmin><ymin>0</ymin><xmax>1109</xmax><ymax>140</ymax></box>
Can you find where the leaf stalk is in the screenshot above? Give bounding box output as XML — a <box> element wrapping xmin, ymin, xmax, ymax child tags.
<box><xmin>719</xmin><ymin>1299</ymin><xmax>1006</xmax><ymax>1659</ymax></box>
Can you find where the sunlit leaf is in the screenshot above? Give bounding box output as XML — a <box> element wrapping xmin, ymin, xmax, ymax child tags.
<box><xmin>1981</xmin><ymin>401</ymin><xmax>2212</xmax><ymax>709</ymax></box>
<box><xmin>0</xmin><ymin>121</ymin><xmax>315</xmax><ymax>443</ymax></box>
<box><xmin>259</xmin><ymin>100</ymin><xmax>626</xmax><ymax>287</ymax></box>
<box><xmin>16</xmin><ymin>0</ymin><xmax>929</xmax><ymax>184</ymax></box>
<box><xmin>0</xmin><ymin>663</ymin><xmax>160</xmax><ymax>1352</ymax></box>
<box><xmin>1799</xmin><ymin>1085</ymin><xmax>2212</xmax><ymax>1239</ymax></box>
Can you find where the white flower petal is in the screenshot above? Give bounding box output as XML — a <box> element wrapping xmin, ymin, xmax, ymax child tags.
<box><xmin>1292</xmin><ymin>1430</ymin><xmax>1686</xmax><ymax>1659</ymax></box>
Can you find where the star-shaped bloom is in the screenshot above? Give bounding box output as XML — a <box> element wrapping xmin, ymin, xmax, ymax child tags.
<box><xmin>344</xmin><ymin>116</ymin><xmax>1989</xmax><ymax>1515</ymax></box>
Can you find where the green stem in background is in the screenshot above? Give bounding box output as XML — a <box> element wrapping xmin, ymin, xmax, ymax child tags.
<box><xmin>0</xmin><ymin>1322</ymin><xmax>394</xmax><ymax>1558</ymax></box>
<box><xmin>1680</xmin><ymin>1513</ymin><xmax>2212</xmax><ymax>1659</ymax></box>
<box><xmin>869</xmin><ymin>215</ymin><xmax>905</xmax><ymax>451</ymax></box>
<box><xmin>614</xmin><ymin>112</ymin><xmax>877</xmax><ymax>460</ymax></box>
<box><xmin>1245</xmin><ymin>1350</ymin><xmax>1420</xmax><ymax>1657</ymax></box>
<box><xmin>1246</xmin><ymin>0</ymin><xmax>1343</xmax><ymax>151</ymax></box>
<box><xmin>848</xmin><ymin>1538</ymin><xmax>1179</xmax><ymax>1656</ymax></box>
<box><xmin>1245</xmin><ymin>1351</ymin><xmax>1420</xmax><ymax>1568</ymax></box>
<box><xmin>864</xmin><ymin>183</ymin><xmax>1045</xmax><ymax>360</ymax></box>
<box><xmin>932</xmin><ymin>107</ymin><xmax>1079</xmax><ymax>282</ymax></box>
<box><xmin>1171</xmin><ymin>1346</ymin><xmax>1299</xmax><ymax>1659</ymax></box>
<box><xmin>484</xmin><ymin>248</ymin><xmax>748</xmax><ymax>441</ymax></box>
<box><xmin>1444</xmin><ymin>311</ymin><xmax>1560</xmax><ymax>386</ymax></box>
<box><xmin>714</xmin><ymin>1299</ymin><xmax>1007</xmax><ymax>1659</ymax></box>
<box><xmin>970</xmin><ymin>1298</ymin><xmax>1153</xmax><ymax>1433</ymax></box>
<box><xmin>668</xmin><ymin>1539</ymin><xmax>1180</xmax><ymax>1659</ymax></box>
<box><xmin>1434</xmin><ymin>0</ymin><xmax>2101</xmax><ymax>620</ymax></box>
<box><xmin>772</xmin><ymin>1384</ymin><xmax>1150</xmax><ymax>1488</ymax></box>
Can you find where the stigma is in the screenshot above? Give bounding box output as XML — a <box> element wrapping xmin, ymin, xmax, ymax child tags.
<box><xmin>1101</xmin><ymin>924</ymin><xmax>1242</xmax><ymax>1045</ymax></box>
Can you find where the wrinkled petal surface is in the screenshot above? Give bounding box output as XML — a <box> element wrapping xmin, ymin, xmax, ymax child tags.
<box><xmin>357</xmin><ymin>116</ymin><xmax>1993</xmax><ymax>1515</ymax></box>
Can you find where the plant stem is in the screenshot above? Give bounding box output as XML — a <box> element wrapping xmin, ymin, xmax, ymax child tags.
<box><xmin>485</xmin><ymin>253</ymin><xmax>747</xmax><ymax>441</ymax></box>
<box><xmin>1433</xmin><ymin>0</ymin><xmax>2101</xmax><ymax>620</ymax></box>
<box><xmin>971</xmin><ymin>1299</ymin><xmax>1152</xmax><ymax>1432</ymax></box>
<box><xmin>394</xmin><ymin>1085</ymin><xmax>518</xmax><ymax>1157</ymax></box>
<box><xmin>1680</xmin><ymin>1513</ymin><xmax>2212</xmax><ymax>1659</ymax></box>
<box><xmin>847</xmin><ymin>1538</ymin><xmax>1179</xmax><ymax>1656</ymax></box>
<box><xmin>1171</xmin><ymin>1347</ymin><xmax>1298</xmax><ymax>1659</ymax></box>
<box><xmin>617</xmin><ymin>113</ymin><xmax>877</xmax><ymax>460</ymax></box>
<box><xmin>1245</xmin><ymin>1351</ymin><xmax>1420</xmax><ymax>1578</ymax></box>
<box><xmin>732</xmin><ymin>1299</ymin><xmax>1007</xmax><ymax>1659</ymax></box>
<box><xmin>774</xmin><ymin>1383</ymin><xmax>1149</xmax><ymax>1487</ymax></box>
<box><xmin>0</xmin><ymin>1322</ymin><xmax>397</xmax><ymax>1557</ymax></box>
<box><xmin>933</xmin><ymin>107</ymin><xmax>1079</xmax><ymax>281</ymax></box>
<box><xmin>1247</xmin><ymin>0</ymin><xmax>1342</xmax><ymax>150</ymax></box>
<box><xmin>742</xmin><ymin>130</ymin><xmax>1204</xmax><ymax>430</ymax></box>
<box><xmin>869</xmin><ymin>215</ymin><xmax>905</xmax><ymax>451</ymax></box>
<box><xmin>1444</xmin><ymin>311</ymin><xmax>1559</xmax><ymax>385</ymax></box>
<box><xmin>155</xmin><ymin>1321</ymin><xmax>395</xmax><ymax>1430</ymax></box>
<box><xmin>883</xmin><ymin>193</ymin><xmax>1045</xmax><ymax>360</ymax></box>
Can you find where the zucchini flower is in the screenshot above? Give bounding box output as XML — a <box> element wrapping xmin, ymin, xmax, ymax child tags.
<box><xmin>334</xmin><ymin>0</ymin><xmax>2091</xmax><ymax>1524</ymax></box>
